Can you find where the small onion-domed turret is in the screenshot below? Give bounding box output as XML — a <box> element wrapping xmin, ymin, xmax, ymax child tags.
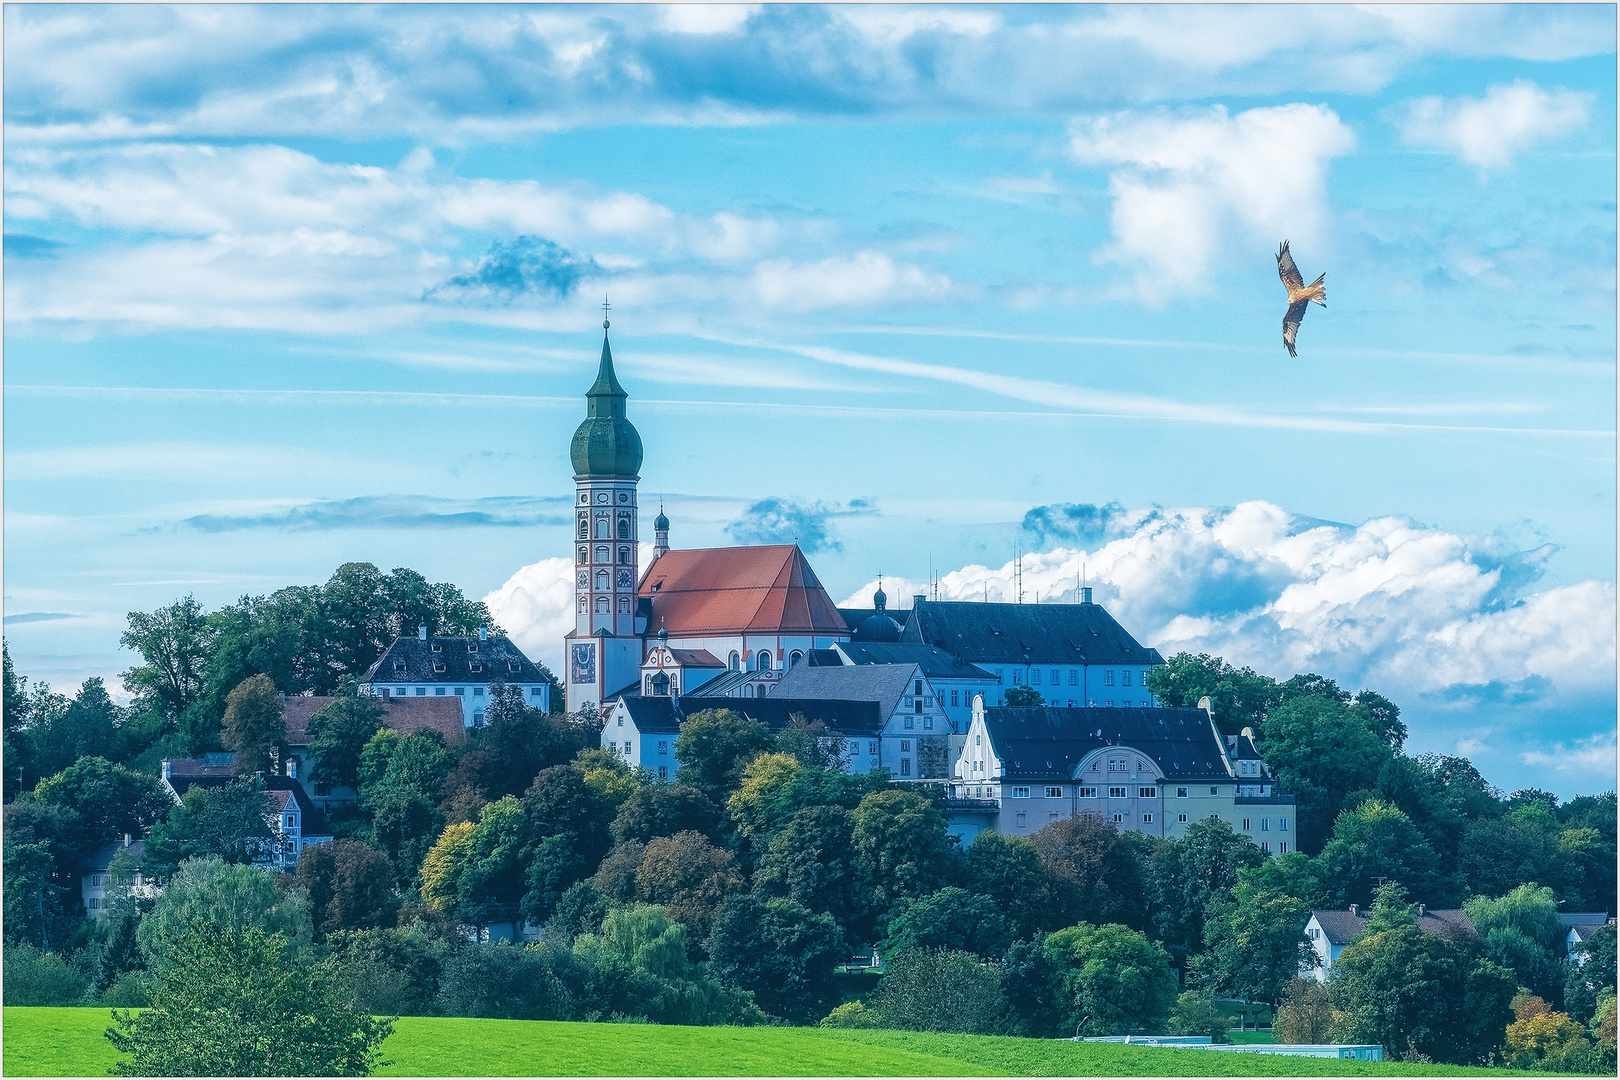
<box><xmin>654</xmin><ymin>509</ymin><xmax>670</xmax><ymax>531</ymax></box>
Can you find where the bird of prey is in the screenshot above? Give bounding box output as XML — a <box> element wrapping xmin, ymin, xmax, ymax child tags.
<box><xmin>1276</xmin><ymin>240</ymin><xmax>1325</xmax><ymax>358</ymax></box>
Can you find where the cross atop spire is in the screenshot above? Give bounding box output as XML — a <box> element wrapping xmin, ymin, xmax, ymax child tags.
<box><xmin>602</xmin><ymin>293</ymin><xmax>611</xmax><ymax>329</ymax></box>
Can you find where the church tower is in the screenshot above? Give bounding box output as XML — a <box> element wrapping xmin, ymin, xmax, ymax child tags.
<box><xmin>565</xmin><ymin>316</ymin><xmax>645</xmax><ymax>713</ymax></box>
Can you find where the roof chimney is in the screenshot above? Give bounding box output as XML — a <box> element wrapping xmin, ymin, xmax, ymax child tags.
<box><xmin>479</xmin><ymin>626</ymin><xmax>487</xmax><ymax>641</ymax></box>
<box><xmin>1349</xmin><ymin>904</ymin><xmax>1359</xmax><ymax>917</ymax></box>
<box><xmin>913</xmin><ymin>594</ymin><xmax>925</xmax><ymax>608</ymax></box>
<box><xmin>1417</xmin><ymin>904</ymin><xmax>1426</xmax><ymax>917</ymax></box>
<box><xmin>123</xmin><ymin>833</ymin><xmax>131</xmax><ymax>847</ymax></box>
<box><xmin>162</xmin><ymin>760</ymin><xmax>172</xmax><ymax>780</ymax></box>
<box><xmin>1081</xmin><ymin>586</ymin><xmax>1093</xmax><ymax>604</ymax></box>
<box><xmin>418</xmin><ymin>623</ymin><xmax>428</xmax><ymax>640</ymax></box>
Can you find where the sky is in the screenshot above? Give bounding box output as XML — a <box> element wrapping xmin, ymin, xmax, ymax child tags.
<box><xmin>4</xmin><ymin>4</ymin><xmax>1615</xmax><ymax>798</ymax></box>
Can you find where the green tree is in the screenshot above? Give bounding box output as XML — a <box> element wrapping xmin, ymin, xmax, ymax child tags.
<box><xmin>120</xmin><ymin>596</ymin><xmax>212</xmax><ymax>726</ymax></box>
<box><xmin>364</xmin><ymin>788</ymin><xmax>442</xmax><ymax>889</ymax></box>
<box><xmin>1193</xmin><ymin>880</ymin><xmax>1317</xmax><ymax>1006</ymax></box>
<box><xmin>1257</xmin><ymin>693</ymin><xmax>1393</xmax><ymax>853</ymax></box>
<box><xmin>3</xmin><ymin>640</ymin><xmax>35</xmax><ymax>796</ymax></box>
<box><xmin>571</xmin><ymin>903</ymin><xmax>762</xmax><ymax>1026</ymax></box>
<box><xmin>296</xmin><ymin>839</ymin><xmax>399</xmax><ymax>938</ymax></box>
<box><xmin>1003</xmin><ymin>685</ymin><xmax>1043</xmax><ymax>706</ymax></box>
<box><xmin>881</xmin><ymin>887</ymin><xmax>1011</xmax><ymax>959</ymax></box>
<box><xmin>850</xmin><ymin>790</ymin><xmax>958</xmax><ymax>934</ymax></box>
<box><xmin>107</xmin><ymin>922</ymin><xmax>393</xmax><ymax>1076</ymax></box>
<box><xmin>306</xmin><ymin>693</ymin><xmax>386</xmax><ymax>791</ymax></box>
<box><xmin>726</xmin><ymin>751</ymin><xmax>803</xmax><ymax>837</ymax></box>
<box><xmin>143</xmin><ymin>778</ymin><xmax>275</xmax><ymax>879</ymax></box>
<box><xmin>25</xmin><ymin>677</ymin><xmax>130</xmax><ymax>779</ymax></box>
<box><xmin>221</xmin><ymin>675</ymin><xmax>287</xmax><ymax>776</ymax></box>
<box><xmin>1001</xmin><ymin>935</ymin><xmax>1066</xmax><ymax>1037</ymax></box>
<box><xmin>752</xmin><ymin>805</ymin><xmax>861</xmax><ymax>938</ymax></box>
<box><xmin>1272</xmin><ymin>977</ymin><xmax>1333</xmax><ymax>1043</ymax></box>
<box><xmin>32</xmin><ymin>757</ymin><xmax>171</xmax><ymax>842</ymax></box>
<box><xmin>868</xmin><ymin>948</ymin><xmax>1009</xmax><ymax>1034</ymax></box>
<box><xmin>359</xmin><ymin>729</ymin><xmax>453</xmax><ymax>808</ymax></box>
<box><xmin>1318</xmin><ymin>798</ymin><xmax>1457</xmax><ymax>908</ymax></box>
<box><xmin>1146</xmin><ymin>653</ymin><xmax>1281</xmax><ymax>735</ymax></box>
<box><xmin>434</xmin><ymin>940</ymin><xmax>592</xmax><ymax>1021</ymax></box>
<box><xmin>673</xmin><ymin>708</ymin><xmax>772</xmax><ymax>804</ymax></box>
<box><xmin>589</xmin><ymin>840</ymin><xmax>647</xmax><ymax>903</ymax></box>
<box><xmin>1565</xmin><ymin>924</ymin><xmax>1617</xmax><ymax>1024</ymax></box>
<box><xmin>773</xmin><ymin>716</ymin><xmax>848</xmax><ymax>772</ymax></box>
<box><xmin>1028</xmin><ymin>812</ymin><xmax>1147</xmax><ymax>931</ymax></box>
<box><xmin>706</xmin><ymin>894</ymin><xmax>847</xmax><ymax>1023</ymax></box>
<box><xmin>635</xmin><ymin>830</ymin><xmax>745</xmax><ymax>942</ymax></box>
<box><xmin>137</xmin><ymin>857</ymin><xmax>313</xmax><ymax>970</ymax></box>
<box><xmin>610</xmin><ymin>783</ymin><xmax>722</xmax><ymax>845</ymax></box>
<box><xmin>1466</xmin><ymin>883</ymin><xmax>1567</xmax><ymax>1004</ymax></box>
<box><xmin>1044</xmin><ymin>921</ymin><xmax>1178</xmax><ymax>1036</ymax></box>
<box><xmin>2</xmin><ymin>840</ymin><xmax>66</xmax><ymax>949</ymax></box>
<box><xmin>454</xmin><ymin>796</ymin><xmax>531</xmax><ymax>926</ymax></box>
<box><xmin>1459</xmin><ymin>806</ymin><xmax>1565</xmax><ymax>902</ymax></box>
<box><xmin>965</xmin><ymin>831</ymin><xmax>1049</xmax><ymax>940</ymax></box>
<box><xmin>1167</xmin><ymin>990</ymin><xmax>1232</xmax><ymax>1042</ymax></box>
<box><xmin>1146</xmin><ymin>817</ymin><xmax>1264</xmax><ymax>964</ymax></box>
<box><xmin>2</xmin><ymin>943</ymin><xmax>90</xmax><ymax>1005</ymax></box>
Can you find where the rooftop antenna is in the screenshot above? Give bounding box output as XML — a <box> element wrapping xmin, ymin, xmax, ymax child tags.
<box><xmin>1013</xmin><ymin>541</ymin><xmax>1024</xmax><ymax>604</ymax></box>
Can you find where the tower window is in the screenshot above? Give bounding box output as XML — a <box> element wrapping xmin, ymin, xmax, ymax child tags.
<box><xmin>618</xmin><ymin>516</ymin><xmax>630</xmax><ymax>539</ymax></box>
<box><xmin>596</xmin><ymin>518</ymin><xmax>610</xmax><ymax>539</ymax></box>
<box><xmin>578</xmin><ymin>517</ymin><xmax>588</xmax><ymax>539</ymax></box>
<box><xmin>619</xmin><ymin>547</ymin><xmax>631</xmax><ymax>564</ymax></box>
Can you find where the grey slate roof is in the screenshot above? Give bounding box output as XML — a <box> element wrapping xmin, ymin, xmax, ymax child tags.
<box><xmin>902</xmin><ymin>599</ymin><xmax>1164</xmax><ymax>667</ymax></box>
<box><xmin>619</xmin><ymin>695</ymin><xmax>883</xmax><ymax>738</ymax></box>
<box><xmin>669</xmin><ymin>648</ymin><xmax>724</xmax><ymax>668</ymax></box>
<box><xmin>834</xmin><ymin>641</ymin><xmax>995</xmax><ymax>681</ymax></box>
<box><xmin>81</xmin><ymin>840</ymin><xmax>146</xmax><ymax>874</ymax></box>
<box><xmin>266</xmin><ymin>777</ymin><xmax>332</xmax><ymax>838</ymax></box>
<box><xmin>805</xmin><ymin>649</ymin><xmax>844</xmax><ymax>667</ymax></box>
<box><xmin>1230</xmin><ymin>734</ymin><xmax>1263</xmax><ymax>761</ymax></box>
<box><xmin>1557</xmin><ymin>912</ymin><xmax>1612</xmax><ymax>928</ymax></box>
<box><xmin>770</xmin><ymin>663</ymin><xmax>919</xmax><ymax>717</ymax></box>
<box><xmin>982</xmin><ymin>706</ymin><xmax>1231</xmax><ymax>780</ymax></box>
<box><xmin>364</xmin><ymin>633</ymin><xmax>546</xmax><ymax>686</ymax></box>
<box><xmin>1311</xmin><ymin>908</ymin><xmax>1476</xmax><ymax>945</ymax></box>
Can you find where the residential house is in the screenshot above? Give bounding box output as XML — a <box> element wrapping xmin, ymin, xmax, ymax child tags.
<box><xmin>280</xmin><ymin>693</ymin><xmax>466</xmax><ymax>811</ymax></box>
<box><xmin>80</xmin><ymin>836</ymin><xmax>159</xmax><ymax>918</ymax></box>
<box><xmin>1559</xmin><ymin>912</ymin><xmax>1615</xmax><ymax>959</ymax></box>
<box><xmin>1303</xmin><ymin>904</ymin><xmax>1477</xmax><ymax>982</ymax></box>
<box><xmin>949</xmin><ymin>694</ymin><xmax>1295</xmax><ymax>845</ymax></box>
<box><xmin>160</xmin><ymin>759</ymin><xmax>333</xmax><ymax>869</ymax></box>
<box><xmin>814</xmin><ymin>639</ymin><xmax>997</xmax><ymax>734</ymax></box>
<box><xmin>602</xmin><ymin>694</ymin><xmax>883</xmax><ymax>780</ymax></box>
<box><xmin>364</xmin><ymin>624</ymin><xmax>551</xmax><ymax>724</ymax></box>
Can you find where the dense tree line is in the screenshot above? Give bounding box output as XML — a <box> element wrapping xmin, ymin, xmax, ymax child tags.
<box><xmin>3</xmin><ymin>617</ymin><xmax>1615</xmax><ymax>1069</ymax></box>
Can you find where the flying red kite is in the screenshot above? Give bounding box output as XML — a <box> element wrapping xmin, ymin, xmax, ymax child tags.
<box><xmin>1276</xmin><ymin>240</ymin><xmax>1326</xmax><ymax>358</ymax></box>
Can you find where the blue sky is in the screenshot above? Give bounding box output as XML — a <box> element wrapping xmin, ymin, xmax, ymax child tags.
<box><xmin>4</xmin><ymin>4</ymin><xmax>1615</xmax><ymax>797</ymax></box>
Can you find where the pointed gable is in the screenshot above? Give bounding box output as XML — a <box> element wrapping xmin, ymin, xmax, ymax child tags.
<box><xmin>638</xmin><ymin>545</ymin><xmax>850</xmax><ymax>636</ymax></box>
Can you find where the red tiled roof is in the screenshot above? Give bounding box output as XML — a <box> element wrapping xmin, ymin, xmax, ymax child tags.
<box><xmin>282</xmin><ymin>695</ymin><xmax>466</xmax><ymax>747</ymax></box>
<box><xmin>639</xmin><ymin>545</ymin><xmax>850</xmax><ymax>637</ymax></box>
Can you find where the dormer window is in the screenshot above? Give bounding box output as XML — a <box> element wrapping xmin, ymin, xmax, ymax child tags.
<box><xmin>433</xmin><ymin>662</ymin><xmax>446</xmax><ymax>673</ymax></box>
<box><xmin>393</xmin><ymin>660</ymin><xmax>406</xmax><ymax>672</ymax></box>
<box><xmin>469</xmin><ymin>662</ymin><xmax>482</xmax><ymax>673</ymax></box>
<box><xmin>507</xmin><ymin>661</ymin><xmax>520</xmax><ymax>672</ymax></box>
<box><xmin>468</xmin><ymin>643</ymin><xmax>478</xmax><ymax>653</ymax></box>
<box><xmin>431</xmin><ymin>643</ymin><xmax>442</xmax><ymax>652</ymax></box>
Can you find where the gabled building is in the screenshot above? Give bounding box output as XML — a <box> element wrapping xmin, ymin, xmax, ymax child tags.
<box><xmin>280</xmin><ymin>693</ymin><xmax>466</xmax><ymax>810</ymax></box>
<box><xmin>902</xmin><ymin>590</ymin><xmax>1164</xmax><ymax>707</ymax></box>
<box><xmin>770</xmin><ymin>662</ymin><xmax>949</xmax><ymax>778</ymax></box>
<box><xmin>950</xmin><ymin>696</ymin><xmax>1295</xmax><ymax>845</ymax></box>
<box><xmin>816</xmin><ymin>640</ymin><xmax>997</xmax><ymax>733</ymax></box>
<box><xmin>1559</xmin><ymin>912</ymin><xmax>1615</xmax><ymax>958</ymax></box>
<box><xmin>158</xmin><ymin>762</ymin><xmax>332</xmax><ymax>870</ymax></box>
<box><xmin>1304</xmin><ymin>905</ymin><xmax>1477</xmax><ymax>981</ymax></box>
<box><xmin>80</xmin><ymin>836</ymin><xmax>158</xmax><ymax>918</ymax></box>
<box><xmin>364</xmin><ymin>625</ymin><xmax>551</xmax><ymax>723</ymax></box>
<box><xmin>602</xmin><ymin>694</ymin><xmax>884</xmax><ymax>780</ymax></box>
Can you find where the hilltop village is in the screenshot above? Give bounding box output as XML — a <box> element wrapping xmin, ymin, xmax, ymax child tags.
<box><xmin>5</xmin><ymin>325</ymin><xmax>1614</xmax><ymax>1071</ymax></box>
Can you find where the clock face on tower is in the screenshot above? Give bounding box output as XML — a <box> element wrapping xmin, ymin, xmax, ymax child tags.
<box><xmin>617</xmin><ymin>568</ymin><xmax>633</xmax><ymax>588</ymax></box>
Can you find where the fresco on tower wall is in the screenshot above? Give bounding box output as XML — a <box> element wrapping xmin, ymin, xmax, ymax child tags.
<box><xmin>571</xmin><ymin>642</ymin><xmax>596</xmax><ymax>684</ymax></box>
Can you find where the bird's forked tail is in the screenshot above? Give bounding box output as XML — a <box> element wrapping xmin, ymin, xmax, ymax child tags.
<box><xmin>1307</xmin><ymin>272</ymin><xmax>1326</xmax><ymax>307</ymax></box>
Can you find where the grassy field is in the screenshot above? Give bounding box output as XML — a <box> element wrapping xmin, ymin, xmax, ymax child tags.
<box><xmin>2</xmin><ymin>1007</ymin><xmax>1544</xmax><ymax>1078</ymax></box>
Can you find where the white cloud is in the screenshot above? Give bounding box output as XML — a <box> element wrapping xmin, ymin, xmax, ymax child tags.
<box><xmin>1520</xmin><ymin>733</ymin><xmax>1618</xmax><ymax>774</ymax></box>
<box><xmin>843</xmin><ymin>500</ymin><xmax>1617</xmax><ymax>704</ymax></box>
<box><xmin>659</xmin><ymin>5</ymin><xmax>759</xmax><ymax>36</ymax></box>
<box><xmin>483</xmin><ymin>556</ymin><xmax>576</xmax><ymax>677</ymax></box>
<box><xmin>752</xmin><ymin>251</ymin><xmax>956</xmax><ymax>310</ymax></box>
<box><xmin>1069</xmin><ymin>104</ymin><xmax>1356</xmax><ymax>297</ymax></box>
<box><xmin>1393</xmin><ymin>80</ymin><xmax>1591</xmax><ymax>167</ymax></box>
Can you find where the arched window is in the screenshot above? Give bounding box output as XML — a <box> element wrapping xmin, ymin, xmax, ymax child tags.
<box><xmin>618</xmin><ymin>547</ymin><xmax>631</xmax><ymax>565</ymax></box>
<box><xmin>578</xmin><ymin>517</ymin><xmax>588</xmax><ymax>539</ymax></box>
<box><xmin>756</xmin><ymin>651</ymin><xmax>772</xmax><ymax>671</ymax></box>
<box><xmin>473</xmin><ymin>709</ymin><xmax>484</xmax><ymax>725</ymax></box>
<box><xmin>618</xmin><ymin>516</ymin><xmax>630</xmax><ymax>539</ymax></box>
<box><xmin>618</xmin><ymin>596</ymin><xmax>631</xmax><ymax>614</ymax></box>
<box><xmin>790</xmin><ymin>650</ymin><xmax>804</xmax><ymax>667</ymax></box>
<box><xmin>595</xmin><ymin>546</ymin><xmax>610</xmax><ymax>563</ymax></box>
<box><xmin>577</xmin><ymin>597</ymin><xmax>588</xmax><ymax>614</ymax></box>
<box><xmin>729</xmin><ymin>652</ymin><xmax>740</xmax><ymax>671</ymax></box>
<box><xmin>652</xmin><ymin>672</ymin><xmax>669</xmax><ymax>696</ymax></box>
<box><xmin>594</xmin><ymin>597</ymin><xmax>610</xmax><ymax>614</ymax></box>
<box><xmin>577</xmin><ymin>546</ymin><xmax>588</xmax><ymax>564</ymax></box>
<box><xmin>644</xmin><ymin>676</ymin><xmax>653</xmax><ymax>694</ymax></box>
<box><xmin>596</xmin><ymin>517</ymin><xmax>610</xmax><ymax>539</ymax></box>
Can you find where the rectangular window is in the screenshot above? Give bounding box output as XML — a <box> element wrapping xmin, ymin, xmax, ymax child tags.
<box><xmin>904</xmin><ymin>716</ymin><xmax>914</xmax><ymax>729</ymax></box>
<box><xmin>1308</xmin><ymin>927</ymin><xmax>1318</xmax><ymax>940</ymax></box>
<box><xmin>1045</xmin><ymin>786</ymin><xmax>1063</xmax><ymax>798</ymax></box>
<box><xmin>923</xmin><ymin>716</ymin><xmax>933</xmax><ymax>730</ymax></box>
<box><xmin>1139</xmin><ymin>787</ymin><xmax>1158</xmax><ymax>798</ymax></box>
<box><xmin>1012</xmin><ymin>786</ymin><xmax>1030</xmax><ymax>798</ymax></box>
<box><xmin>1104</xmin><ymin>700</ymin><xmax>1113</xmax><ymax>707</ymax></box>
<box><xmin>473</xmin><ymin>687</ymin><xmax>484</xmax><ymax>697</ymax></box>
<box><xmin>1078</xmin><ymin>786</ymin><xmax>1097</xmax><ymax>798</ymax></box>
<box><xmin>455</xmin><ymin>687</ymin><xmax>465</xmax><ymax>696</ymax></box>
<box><xmin>1051</xmin><ymin>669</ymin><xmax>1059</xmax><ymax>685</ymax></box>
<box><xmin>1030</xmin><ymin>669</ymin><xmax>1041</xmax><ymax>685</ymax></box>
<box><xmin>1178</xmin><ymin>813</ymin><xmax>1188</xmax><ymax>823</ymax></box>
<box><xmin>1176</xmin><ymin>787</ymin><xmax>1188</xmax><ymax>798</ymax></box>
<box><xmin>901</xmin><ymin>740</ymin><xmax>911</xmax><ymax>752</ymax></box>
<box><xmin>1122</xmin><ymin>669</ymin><xmax>1132</xmax><ymax>686</ymax></box>
<box><xmin>1069</xmin><ymin>669</ymin><xmax>1078</xmax><ymax>685</ymax></box>
<box><xmin>1109</xmin><ymin>786</ymin><xmax>1127</xmax><ymax>798</ymax></box>
<box><xmin>1280</xmin><ymin>842</ymin><xmax>1288</xmax><ymax>853</ymax></box>
<box><xmin>914</xmin><ymin>700</ymin><xmax>923</xmax><ymax>714</ymax></box>
<box><xmin>1012</xmin><ymin>670</ymin><xmax>1021</xmax><ymax>684</ymax></box>
<box><xmin>1260</xmin><ymin>818</ymin><xmax>1269</xmax><ymax>832</ymax></box>
<box><xmin>90</xmin><ymin>897</ymin><xmax>99</xmax><ymax>909</ymax></box>
<box><xmin>1210</xmin><ymin>813</ymin><xmax>1220</xmax><ymax>820</ymax></box>
<box><xmin>1142</xmin><ymin>813</ymin><xmax>1152</xmax><ymax>823</ymax></box>
<box><xmin>868</xmin><ymin>741</ymin><xmax>878</xmax><ymax>754</ymax></box>
<box><xmin>1112</xmin><ymin>813</ymin><xmax>1124</xmax><ymax>823</ymax></box>
<box><xmin>900</xmin><ymin>759</ymin><xmax>911</xmax><ymax>776</ymax></box>
<box><xmin>1016</xmin><ymin>812</ymin><xmax>1027</xmax><ymax>829</ymax></box>
<box><xmin>658</xmin><ymin>766</ymin><xmax>668</xmax><ymax>779</ymax></box>
<box><xmin>315</xmin><ymin>782</ymin><xmax>331</xmax><ymax>797</ymax></box>
<box><xmin>415</xmin><ymin>687</ymin><xmax>426</xmax><ymax>695</ymax></box>
<box><xmin>1242</xmin><ymin>818</ymin><xmax>1251</xmax><ymax>830</ymax></box>
<box><xmin>951</xmin><ymin>690</ymin><xmax>959</xmax><ymax>706</ymax></box>
<box><xmin>1209</xmin><ymin>786</ymin><xmax>1219</xmax><ymax>796</ymax></box>
<box><xmin>1279</xmin><ymin>817</ymin><xmax>1288</xmax><ymax>831</ymax></box>
<box><xmin>1104</xmin><ymin>669</ymin><xmax>1115</xmax><ymax>686</ymax></box>
<box><xmin>657</xmin><ymin>741</ymin><xmax>667</xmax><ymax>754</ymax></box>
<box><xmin>915</xmin><ymin>679</ymin><xmax>923</xmax><ymax>695</ymax></box>
<box><xmin>617</xmin><ymin>716</ymin><xmax>624</xmax><ymax>727</ymax></box>
<box><xmin>435</xmin><ymin>686</ymin><xmax>446</xmax><ymax>695</ymax></box>
<box><xmin>1261</xmin><ymin>841</ymin><xmax>1269</xmax><ymax>851</ymax></box>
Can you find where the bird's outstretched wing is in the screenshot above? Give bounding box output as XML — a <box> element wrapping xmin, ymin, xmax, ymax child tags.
<box><xmin>1282</xmin><ymin>298</ymin><xmax>1309</xmax><ymax>358</ymax></box>
<box><xmin>1277</xmin><ymin>240</ymin><xmax>1304</xmax><ymax>291</ymax></box>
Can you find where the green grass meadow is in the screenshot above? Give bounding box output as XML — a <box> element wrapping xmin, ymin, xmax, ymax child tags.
<box><xmin>2</xmin><ymin>1007</ymin><xmax>1541</xmax><ymax>1077</ymax></box>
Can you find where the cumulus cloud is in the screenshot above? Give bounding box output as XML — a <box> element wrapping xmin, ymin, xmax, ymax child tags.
<box><xmin>1070</xmin><ymin>103</ymin><xmax>1356</xmax><ymax>297</ymax></box>
<box><xmin>482</xmin><ymin>556</ymin><xmax>576</xmax><ymax>677</ymax></box>
<box><xmin>724</xmin><ymin>496</ymin><xmax>874</xmax><ymax>553</ymax></box>
<box><xmin>168</xmin><ymin>494</ymin><xmax>571</xmax><ymax>533</ymax></box>
<box><xmin>1520</xmin><ymin>732</ymin><xmax>1617</xmax><ymax>774</ymax></box>
<box><xmin>1022</xmin><ymin>500</ymin><xmax>1130</xmax><ymax>547</ymax></box>
<box><xmin>844</xmin><ymin>501</ymin><xmax>1616</xmax><ymax>706</ymax></box>
<box><xmin>427</xmin><ymin>236</ymin><xmax>597</xmax><ymax>303</ymax></box>
<box><xmin>1392</xmin><ymin>80</ymin><xmax>1591</xmax><ymax>167</ymax></box>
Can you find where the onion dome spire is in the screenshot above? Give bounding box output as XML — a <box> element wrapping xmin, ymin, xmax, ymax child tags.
<box><xmin>570</xmin><ymin>305</ymin><xmax>644</xmax><ymax>477</ymax></box>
